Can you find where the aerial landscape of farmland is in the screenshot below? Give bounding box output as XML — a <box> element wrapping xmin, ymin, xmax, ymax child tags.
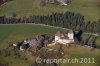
<box><xmin>0</xmin><ymin>0</ymin><xmax>100</xmax><ymax>66</ymax></box>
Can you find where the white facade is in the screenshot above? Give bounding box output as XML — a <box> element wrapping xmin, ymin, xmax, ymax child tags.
<box><xmin>68</xmin><ymin>33</ymin><xmax>74</xmax><ymax>40</ymax></box>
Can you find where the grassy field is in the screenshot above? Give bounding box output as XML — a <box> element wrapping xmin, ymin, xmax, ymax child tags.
<box><xmin>0</xmin><ymin>24</ymin><xmax>65</xmax><ymax>66</ymax></box>
<box><xmin>0</xmin><ymin>0</ymin><xmax>100</xmax><ymax>21</ymax></box>
<box><xmin>0</xmin><ymin>24</ymin><xmax>100</xmax><ymax>66</ymax></box>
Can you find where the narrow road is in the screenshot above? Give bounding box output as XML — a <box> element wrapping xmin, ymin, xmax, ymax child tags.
<box><xmin>0</xmin><ymin>23</ymin><xmax>99</xmax><ymax>36</ymax></box>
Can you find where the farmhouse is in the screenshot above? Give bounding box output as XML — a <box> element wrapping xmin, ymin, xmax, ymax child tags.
<box><xmin>41</xmin><ymin>0</ymin><xmax>71</xmax><ymax>5</ymax></box>
<box><xmin>12</xmin><ymin>30</ymin><xmax>75</xmax><ymax>51</ymax></box>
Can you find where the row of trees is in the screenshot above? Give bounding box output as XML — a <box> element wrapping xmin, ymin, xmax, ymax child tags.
<box><xmin>0</xmin><ymin>12</ymin><xmax>100</xmax><ymax>34</ymax></box>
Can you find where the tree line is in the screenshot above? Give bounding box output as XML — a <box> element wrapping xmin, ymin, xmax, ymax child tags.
<box><xmin>0</xmin><ymin>12</ymin><xmax>100</xmax><ymax>34</ymax></box>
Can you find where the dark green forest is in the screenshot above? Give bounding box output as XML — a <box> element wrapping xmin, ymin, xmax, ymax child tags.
<box><xmin>0</xmin><ymin>12</ymin><xmax>100</xmax><ymax>34</ymax></box>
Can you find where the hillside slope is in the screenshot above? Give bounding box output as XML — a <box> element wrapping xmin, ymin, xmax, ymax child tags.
<box><xmin>0</xmin><ymin>0</ymin><xmax>100</xmax><ymax>21</ymax></box>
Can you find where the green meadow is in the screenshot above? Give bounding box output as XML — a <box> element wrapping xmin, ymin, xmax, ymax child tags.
<box><xmin>0</xmin><ymin>24</ymin><xmax>100</xmax><ymax>66</ymax></box>
<box><xmin>0</xmin><ymin>0</ymin><xmax>100</xmax><ymax>21</ymax></box>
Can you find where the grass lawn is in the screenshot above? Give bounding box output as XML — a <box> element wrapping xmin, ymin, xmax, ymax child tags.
<box><xmin>0</xmin><ymin>24</ymin><xmax>100</xmax><ymax>66</ymax></box>
<box><xmin>68</xmin><ymin>0</ymin><xmax>100</xmax><ymax>21</ymax></box>
<box><xmin>0</xmin><ymin>0</ymin><xmax>100</xmax><ymax>21</ymax></box>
